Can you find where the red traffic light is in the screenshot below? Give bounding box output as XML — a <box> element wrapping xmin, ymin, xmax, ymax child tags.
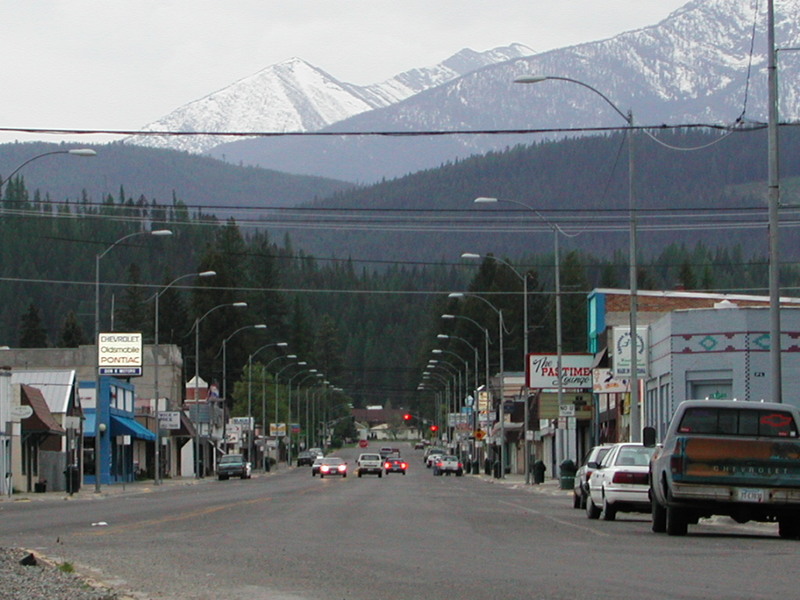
<box><xmin>403</xmin><ymin>413</ymin><xmax>412</xmax><ymax>421</ymax></box>
<box><xmin>430</xmin><ymin>425</ymin><xmax>439</xmax><ymax>432</ymax></box>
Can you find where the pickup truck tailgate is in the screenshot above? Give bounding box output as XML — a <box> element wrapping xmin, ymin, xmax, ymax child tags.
<box><xmin>674</xmin><ymin>437</ymin><xmax>800</xmax><ymax>488</ymax></box>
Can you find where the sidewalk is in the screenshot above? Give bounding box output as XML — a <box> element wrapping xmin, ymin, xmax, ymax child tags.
<box><xmin>0</xmin><ymin>468</ymin><xmax>282</xmax><ymax>503</ymax></box>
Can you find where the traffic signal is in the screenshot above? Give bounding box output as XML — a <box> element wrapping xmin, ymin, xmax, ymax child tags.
<box><xmin>403</xmin><ymin>413</ymin><xmax>412</xmax><ymax>421</ymax></box>
<box><xmin>430</xmin><ymin>424</ymin><xmax>439</xmax><ymax>432</ymax></box>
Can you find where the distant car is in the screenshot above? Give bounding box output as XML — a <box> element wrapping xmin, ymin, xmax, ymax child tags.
<box><xmin>319</xmin><ymin>457</ymin><xmax>348</xmax><ymax>478</ymax></box>
<box><xmin>296</xmin><ymin>450</ymin><xmax>315</xmax><ymax>467</ymax></box>
<box><xmin>311</xmin><ymin>456</ymin><xmax>324</xmax><ymax>476</ymax></box>
<box><xmin>384</xmin><ymin>457</ymin><xmax>408</xmax><ymax>475</ymax></box>
<box><xmin>217</xmin><ymin>454</ymin><xmax>251</xmax><ymax>480</ymax></box>
<box><xmin>586</xmin><ymin>443</ymin><xmax>657</xmax><ymax>521</ymax></box>
<box><xmin>414</xmin><ymin>441</ymin><xmax>425</xmax><ymax>450</ymax></box>
<box><xmin>308</xmin><ymin>447</ymin><xmax>324</xmax><ymax>458</ymax></box>
<box><xmin>433</xmin><ymin>455</ymin><xmax>463</xmax><ymax>476</ymax></box>
<box><xmin>356</xmin><ymin>453</ymin><xmax>384</xmax><ymax>477</ymax></box>
<box><xmin>379</xmin><ymin>447</ymin><xmax>398</xmax><ymax>459</ymax></box>
<box><xmin>425</xmin><ymin>450</ymin><xmax>445</xmax><ymax>468</ymax></box>
<box><xmin>573</xmin><ymin>444</ymin><xmax>614</xmax><ymax>509</ymax></box>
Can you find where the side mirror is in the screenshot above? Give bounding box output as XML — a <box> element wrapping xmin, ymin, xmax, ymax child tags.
<box><xmin>643</xmin><ymin>426</ymin><xmax>657</xmax><ymax>448</ymax></box>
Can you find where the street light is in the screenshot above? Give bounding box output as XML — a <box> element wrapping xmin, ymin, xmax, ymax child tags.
<box><xmin>288</xmin><ymin>367</ymin><xmax>315</xmax><ymax>458</ymax></box>
<box><xmin>0</xmin><ymin>148</ymin><xmax>97</xmax><ymax>193</ymax></box>
<box><xmin>449</xmin><ymin>292</ymin><xmax>507</xmax><ymax>478</ymax></box>
<box><xmin>767</xmin><ymin>1</ymin><xmax>782</xmax><ymax>402</ymax></box>
<box><xmin>221</xmin><ymin>324</ymin><xmax>267</xmax><ymax>461</ymax></box>
<box><xmin>192</xmin><ymin>301</ymin><xmax>248</xmax><ymax>478</ymax></box>
<box><xmin>275</xmin><ymin>360</ymin><xmax>306</xmax><ymax>461</ymax></box>
<box><xmin>442</xmin><ymin>313</ymin><xmax>491</xmax><ymax>465</ymax></box>
<box><xmin>94</xmin><ymin>228</ymin><xmax>172</xmax><ymax>493</ymax></box>
<box><xmin>152</xmin><ymin>269</ymin><xmax>216</xmax><ymax>485</ymax></box>
<box><xmin>247</xmin><ymin>342</ymin><xmax>289</xmax><ymax>465</ymax></box>
<box><xmin>471</xmin><ymin>197</ymin><xmax>571</xmax><ymax>478</ymax></box>
<box><xmin>515</xmin><ymin>74</ymin><xmax>639</xmax><ymax>440</ymax></box>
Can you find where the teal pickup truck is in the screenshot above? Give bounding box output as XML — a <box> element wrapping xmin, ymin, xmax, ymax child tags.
<box><xmin>646</xmin><ymin>399</ymin><xmax>800</xmax><ymax>538</ymax></box>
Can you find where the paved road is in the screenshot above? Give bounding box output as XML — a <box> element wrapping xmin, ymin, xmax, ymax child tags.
<box><xmin>1</xmin><ymin>444</ymin><xmax>797</xmax><ymax>599</ymax></box>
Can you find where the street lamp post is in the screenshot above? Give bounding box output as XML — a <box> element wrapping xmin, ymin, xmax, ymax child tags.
<box><xmin>0</xmin><ymin>148</ymin><xmax>96</xmax><ymax>193</ymax></box>
<box><xmin>247</xmin><ymin>343</ymin><xmax>289</xmax><ymax>467</ymax></box>
<box><xmin>449</xmin><ymin>292</ymin><xmax>506</xmax><ymax>478</ymax></box>
<box><xmin>222</xmin><ymin>324</ymin><xmax>267</xmax><ymax>460</ymax></box>
<box><xmin>94</xmin><ymin>228</ymin><xmax>172</xmax><ymax>493</ymax></box>
<box><xmin>152</xmin><ymin>270</ymin><xmax>215</xmax><ymax>485</ymax></box>
<box><xmin>275</xmin><ymin>361</ymin><xmax>306</xmax><ymax>462</ymax></box>
<box><xmin>515</xmin><ymin>74</ymin><xmax>639</xmax><ymax>440</ymax></box>
<box><xmin>192</xmin><ymin>301</ymin><xmax>248</xmax><ymax>478</ymax></box>
<box><xmin>442</xmin><ymin>313</ymin><xmax>490</xmax><ymax>467</ymax></box>
<box><xmin>767</xmin><ymin>0</ymin><xmax>782</xmax><ymax>403</ymax></box>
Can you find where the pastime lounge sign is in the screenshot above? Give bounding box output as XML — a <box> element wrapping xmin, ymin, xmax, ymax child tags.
<box><xmin>526</xmin><ymin>354</ymin><xmax>593</xmax><ymax>390</ymax></box>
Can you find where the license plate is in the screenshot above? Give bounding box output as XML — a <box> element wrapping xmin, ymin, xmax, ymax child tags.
<box><xmin>735</xmin><ymin>488</ymin><xmax>766</xmax><ymax>503</ymax></box>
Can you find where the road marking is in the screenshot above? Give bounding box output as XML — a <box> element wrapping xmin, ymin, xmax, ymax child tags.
<box><xmin>497</xmin><ymin>500</ymin><xmax>612</xmax><ymax>537</ymax></box>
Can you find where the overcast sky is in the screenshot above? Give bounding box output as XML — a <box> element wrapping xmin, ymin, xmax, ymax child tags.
<box><xmin>0</xmin><ymin>0</ymin><xmax>689</xmax><ymax>145</ymax></box>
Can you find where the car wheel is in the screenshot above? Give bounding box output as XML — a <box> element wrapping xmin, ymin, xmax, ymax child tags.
<box><xmin>456</xmin><ymin>470</ymin><xmax>463</xmax><ymax>477</ymax></box>
<box><xmin>320</xmin><ymin>474</ymin><xmax>324</xmax><ymax>479</ymax></box>
<box><xmin>343</xmin><ymin>473</ymin><xmax>347</xmax><ymax>478</ymax></box>
<box><xmin>666</xmin><ymin>505</ymin><xmax>688</xmax><ymax>536</ymax></box>
<box><xmin>358</xmin><ymin>471</ymin><xmax>362</xmax><ymax>478</ymax></box>
<box><xmin>601</xmin><ymin>495</ymin><xmax>616</xmax><ymax>521</ymax></box>
<box><xmin>778</xmin><ymin>516</ymin><xmax>800</xmax><ymax>539</ymax></box>
<box><xmin>378</xmin><ymin>471</ymin><xmax>382</xmax><ymax>478</ymax></box>
<box><xmin>651</xmin><ymin>495</ymin><xmax>667</xmax><ymax>533</ymax></box>
<box><xmin>586</xmin><ymin>495</ymin><xmax>601</xmax><ymax>519</ymax></box>
<box><xmin>402</xmin><ymin>471</ymin><xmax>406</xmax><ymax>475</ymax></box>
<box><xmin>572</xmin><ymin>492</ymin><xmax>582</xmax><ymax>509</ymax></box>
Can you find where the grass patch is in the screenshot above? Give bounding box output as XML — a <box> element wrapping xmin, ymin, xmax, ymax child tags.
<box><xmin>58</xmin><ymin>562</ymin><xmax>75</xmax><ymax>573</ymax></box>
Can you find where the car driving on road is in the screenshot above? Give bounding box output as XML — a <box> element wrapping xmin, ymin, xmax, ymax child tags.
<box><xmin>433</xmin><ymin>455</ymin><xmax>463</xmax><ymax>476</ymax></box>
<box><xmin>356</xmin><ymin>453</ymin><xmax>383</xmax><ymax>477</ymax></box>
<box><xmin>319</xmin><ymin>457</ymin><xmax>348</xmax><ymax>478</ymax></box>
<box><xmin>384</xmin><ymin>457</ymin><xmax>408</xmax><ymax>475</ymax></box>
<box><xmin>217</xmin><ymin>454</ymin><xmax>251</xmax><ymax>480</ymax></box>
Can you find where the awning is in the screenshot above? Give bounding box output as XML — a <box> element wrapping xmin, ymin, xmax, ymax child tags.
<box><xmin>111</xmin><ymin>415</ymin><xmax>156</xmax><ymax>441</ymax></box>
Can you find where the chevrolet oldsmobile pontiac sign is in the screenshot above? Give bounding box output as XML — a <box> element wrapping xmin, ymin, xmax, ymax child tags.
<box><xmin>98</xmin><ymin>332</ymin><xmax>143</xmax><ymax>376</ymax></box>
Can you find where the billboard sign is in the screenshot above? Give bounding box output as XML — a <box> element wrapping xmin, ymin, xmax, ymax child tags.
<box><xmin>612</xmin><ymin>326</ymin><xmax>648</xmax><ymax>378</ymax></box>
<box><xmin>98</xmin><ymin>332</ymin><xmax>143</xmax><ymax>376</ymax></box>
<box><xmin>526</xmin><ymin>354</ymin><xmax>593</xmax><ymax>389</ymax></box>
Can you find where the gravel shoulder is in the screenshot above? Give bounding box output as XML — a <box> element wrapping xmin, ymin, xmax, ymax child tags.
<box><xmin>0</xmin><ymin>547</ymin><xmax>131</xmax><ymax>600</ymax></box>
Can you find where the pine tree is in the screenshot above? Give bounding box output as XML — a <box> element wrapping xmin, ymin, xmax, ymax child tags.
<box><xmin>58</xmin><ymin>311</ymin><xmax>87</xmax><ymax>347</ymax></box>
<box><xmin>19</xmin><ymin>303</ymin><xmax>48</xmax><ymax>348</ymax></box>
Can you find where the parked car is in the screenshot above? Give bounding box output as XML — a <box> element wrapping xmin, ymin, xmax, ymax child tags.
<box><xmin>296</xmin><ymin>450</ymin><xmax>315</xmax><ymax>467</ymax></box>
<box><xmin>356</xmin><ymin>453</ymin><xmax>384</xmax><ymax>477</ymax></box>
<box><xmin>217</xmin><ymin>454</ymin><xmax>251</xmax><ymax>480</ymax></box>
<box><xmin>384</xmin><ymin>457</ymin><xmax>408</xmax><ymax>475</ymax></box>
<box><xmin>311</xmin><ymin>456</ymin><xmax>324</xmax><ymax>476</ymax></box>
<box><xmin>573</xmin><ymin>444</ymin><xmax>614</xmax><ymax>509</ymax></box>
<box><xmin>318</xmin><ymin>457</ymin><xmax>348</xmax><ymax>478</ymax></box>
<box><xmin>586</xmin><ymin>443</ymin><xmax>657</xmax><ymax>520</ymax></box>
<box><xmin>433</xmin><ymin>455</ymin><xmax>463</xmax><ymax>476</ymax></box>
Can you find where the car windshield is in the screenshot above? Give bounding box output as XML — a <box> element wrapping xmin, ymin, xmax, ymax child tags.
<box><xmin>322</xmin><ymin>458</ymin><xmax>344</xmax><ymax>465</ymax></box>
<box><xmin>361</xmin><ymin>455</ymin><xmax>380</xmax><ymax>460</ymax></box>
<box><xmin>441</xmin><ymin>455</ymin><xmax>457</xmax><ymax>461</ymax></box>
<box><xmin>220</xmin><ymin>455</ymin><xmax>242</xmax><ymax>464</ymax></box>
<box><xmin>613</xmin><ymin>446</ymin><xmax>656</xmax><ymax>466</ymax></box>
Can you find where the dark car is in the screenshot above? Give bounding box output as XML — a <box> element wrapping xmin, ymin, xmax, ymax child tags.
<box><xmin>573</xmin><ymin>444</ymin><xmax>613</xmax><ymax>509</ymax></box>
<box><xmin>384</xmin><ymin>457</ymin><xmax>408</xmax><ymax>475</ymax></box>
<box><xmin>318</xmin><ymin>457</ymin><xmax>348</xmax><ymax>478</ymax></box>
<box><xmin>296</xmin><ymin>450</ymin><xmax>315</xmax><ymax>466</ymax></box>
<box><xmin>217</xmin><ymin>454</ymin><xmax>251</xmax><ymax>480</ymax></box>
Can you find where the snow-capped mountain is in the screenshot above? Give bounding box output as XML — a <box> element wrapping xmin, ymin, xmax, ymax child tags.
<box><xmin>203</xmin><ymin>0</ymin><xmax>800</xmax><ymax>182</ymax></box>
<box><xmin>125</xmin><ymin>44</ymin><xmax>533</xmax><ymax>154</ymax></box>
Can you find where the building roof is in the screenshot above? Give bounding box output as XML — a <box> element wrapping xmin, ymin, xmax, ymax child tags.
<box><xmin>11</xmin><ymin>370</ymin><xmax>75</xmax><ymax>414</ymax></box>
<box><xmin>21</xmin><ymin>385</ymin><xmax>65</xmax><ymax>435</ymax></box>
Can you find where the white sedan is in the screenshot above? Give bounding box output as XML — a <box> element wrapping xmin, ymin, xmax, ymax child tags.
<box><xmin>586</xmin><ymin>443</ymin><xmax>656</xmax><ymax>521</ymax></box>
